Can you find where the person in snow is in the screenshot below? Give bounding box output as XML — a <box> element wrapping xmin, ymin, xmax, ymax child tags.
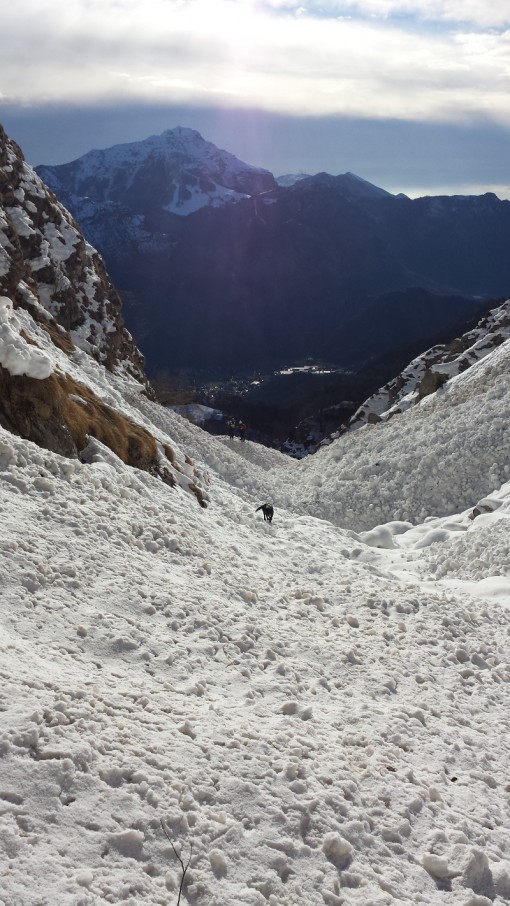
<box><xmin>238</xmin><ymin>420</ymin><xmax>247</xmax><ymax>441</ymax></box>
<box><xmin>256</xmin><ymin>502</ymin><xmax>274</xmax><ymax>523</ymax></box>
<box><xmin>227</xmin><ymin>418</ymin><xmax>236</xmax><ymax>440</ymax></box>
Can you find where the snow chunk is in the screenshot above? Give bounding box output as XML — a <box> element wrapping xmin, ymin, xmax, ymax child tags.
<box><xmin>0</xmin><ymin>297</ymin><xmax>54</xmax><ymax>379</ymax></box>
<box><xmin>208</xmin><ymin>849</ymin><xmax>228</xmax><ymax>875</ymax></box>
<box><xmin>359</xmin><ymin>525</ymin><xmax>395</xmax><ymax>549</ymax></box>
<box><xmin>322</xmin><ymin>832</ymin><xmax>353</xmax><ymax>863</ymax></box>
<box><xmin>108</xmin><ymin>828</ymin><xmax>144</xmax><ymax>858</ymax></box>
<box><xmin>422</xmin><ymin>852</ymin><xmax>451</xmax><ymax>879</ymax></box>
<box><xmin>76</xmin><ymin>870</ymin><xmax>94</xmax><ymax>887</ymax></box>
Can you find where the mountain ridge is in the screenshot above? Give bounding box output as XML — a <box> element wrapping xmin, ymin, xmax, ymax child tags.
<box><xmin>35</xmin><ymin>127</ymin><xmax>510</xmax><ymax>379</ymax></box>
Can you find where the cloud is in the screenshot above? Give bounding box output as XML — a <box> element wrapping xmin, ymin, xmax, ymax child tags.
<box><xmin>262</xmin><ymin>0</ymin><xmax>510</xmax><ymax>28</ymax></box>
<box><xmin>1</xmin><ymin>0</ymin><xmax>510</xmax><ymax>127</ymax></box>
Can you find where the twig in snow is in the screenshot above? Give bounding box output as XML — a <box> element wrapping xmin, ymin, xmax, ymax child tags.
<box><xmin>160</xmin><ymin>818</ymin><xmax>193</xmax><ymax>906</ymax></box>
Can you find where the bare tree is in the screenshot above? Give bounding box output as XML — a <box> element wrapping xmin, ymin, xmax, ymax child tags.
<box><xmin>160</xmin><ymin>818</ymin><xmax>193</xmax><ymax>906</ymax></box>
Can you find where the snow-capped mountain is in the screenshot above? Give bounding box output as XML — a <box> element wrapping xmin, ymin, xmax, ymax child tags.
<box><xmin>2</xmin><ymin>122</ymin><xmax>510</xmax><ymax>906</ymax></box>
<box><xmin>37</xmin><ymin>127</ymin><xmax>277</xmax><ymax>218</ymax></box>
<box><xmin>35</xmin><ymin>130</ymin><xmax>510</xmax><ymax>378</ymax></box>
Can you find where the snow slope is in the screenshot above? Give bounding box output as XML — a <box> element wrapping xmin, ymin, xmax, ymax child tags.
<box><xmin>1</xmin><ymin>327</ymin><xmax>510</xmax><ymax>905</ymax></box>
<box><xmin>282</xmin><ymin>337</ymin><xmax>510</xmax><ymax>532</ymax></box>
<box><xmin>346</xmin><ymin>298</ymin><xmax>510</xmax><ymax>432</ymax></box>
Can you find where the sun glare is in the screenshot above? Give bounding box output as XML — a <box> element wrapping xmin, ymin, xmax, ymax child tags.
<box><xmin>178</xmin><ymin>0</ymin><xmax>263</xmax><ymax>39</ymax></box>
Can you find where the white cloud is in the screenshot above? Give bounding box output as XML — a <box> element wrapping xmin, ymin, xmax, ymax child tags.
<box><xmin>1</xmin><ymin>0</ymin><xmax>510</xmax><ymax>126</ymax></box>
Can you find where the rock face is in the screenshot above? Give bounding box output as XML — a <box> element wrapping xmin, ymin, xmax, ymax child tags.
<box><xmin>0</xmin><ymin>124</ymin><xmax>146</xmax><ymax>380</ymax></box>
<box><xmin>35</xmin><ymin>131</ymin><xmax>510</xmax><ymax>377</ymax></box>
<box><xmin>0</xmin><ymin>123</ymin><xmax>208</xmax><ymax>505</ymax></box>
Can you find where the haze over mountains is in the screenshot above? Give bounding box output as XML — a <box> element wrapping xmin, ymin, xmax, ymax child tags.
<box><xmin>37</xmin><ymin>128</ymin><xmax>509</xmax><ymax>382</ymax></box>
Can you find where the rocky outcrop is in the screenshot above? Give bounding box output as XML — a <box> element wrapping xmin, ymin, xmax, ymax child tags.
<box><xmin>0</xmin><ymin>123</ymin><xmax>146</xmax><ymax>381</ymax></box>
<box><xmin>0</xmin><ymin>123</ymin><xmax>208</xmax><ymax>506</ymax></box>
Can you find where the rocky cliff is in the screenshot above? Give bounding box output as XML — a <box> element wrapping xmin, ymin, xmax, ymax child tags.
<box><xmin>0</xmin><ymin>123</ymin><xmax>208</xmax><ymax>505</ymax></box>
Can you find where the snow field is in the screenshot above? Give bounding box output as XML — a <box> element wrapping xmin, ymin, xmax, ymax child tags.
<box><xmin>1</xmin><ymin>321</ymin><xmax>510</xmax><ymax>904</ymax></box>
<box><xmin>1</xmin><ymin>404</ymin><xmax>510</xmax><ymax>904</ymax></box>
<box><xmin>4</xmin><ymin>119</ymin><xmax>510</xmax><ymax>904</ymax></box>
<box><xmin>283</xmin><ymin>339</ymin><xmax>510</xmax><ymax>531</ymax></box>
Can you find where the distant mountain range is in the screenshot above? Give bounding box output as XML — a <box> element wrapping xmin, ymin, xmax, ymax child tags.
<box><xmin>37</xmin><ymin>128</ymin><xmax>510</xmax><ymax>378</ymax></box>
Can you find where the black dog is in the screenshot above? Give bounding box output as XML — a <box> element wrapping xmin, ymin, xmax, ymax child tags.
<box><xmin>256</xmin><ymin>503</ymin><xmax>274</xmax><ymax>523</ymax></box>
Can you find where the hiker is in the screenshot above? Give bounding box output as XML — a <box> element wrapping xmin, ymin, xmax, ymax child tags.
<box><xmin>238</xmin><ymin>420</ymin><xmax>247</xmax><ymax>442</ymax></box>
<box><xmin>227</xmin><ymin>418</ymin><xmax>236</xmax><ymax>440</ymax></box>
<box><xmin>256</xmin><ymin>502</ymin><xmax>274</xmax><ymax>523</ymax></box>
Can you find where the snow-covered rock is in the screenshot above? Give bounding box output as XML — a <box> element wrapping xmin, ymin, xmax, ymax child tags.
<box><xmin>0</xmin><ymin>123</ymin><xmax>145</xmax><ymax>379</ymax></box>
<box><xmin>345</xmin><ymin>298</ymin><xmax>510</xmax><ymax>432</ymax></box>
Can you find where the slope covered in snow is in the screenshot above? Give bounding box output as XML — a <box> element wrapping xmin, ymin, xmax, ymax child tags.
<box><xmin>346</xmin><ymin>298</ymin><xmax>510</xmax><ymax>432</ymax></box>
<box><xmin>1</xmin><ymin>323</ymin><xmax>510</xmax><ymax>904</ymax></box>
<box><xmin>2</xmin><ymin>123</ymin><xmax>510</xmax><ymax>906</ymax></box>
<box><xmin>282</xmin><ymin>335</ymin><xmax>510</xmax><ymax>532</ymax></box>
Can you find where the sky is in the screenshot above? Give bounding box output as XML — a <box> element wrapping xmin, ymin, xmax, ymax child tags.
<box><xmin>1</xmin><ymin>0</ymin><xmax>510</xmax><ymax>197</ymax></box>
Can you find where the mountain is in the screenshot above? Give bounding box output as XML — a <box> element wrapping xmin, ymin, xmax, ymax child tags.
<box><xmin>3</xmin><ymin>123</ymin><xmax>510</xmax><ymax>906</ymax></box>
<box><xmin>0</xmin><ymin>123</ymin><xmax>208</xmax><ymax>505</ymax></box>
<box><xmin>35</xmin><ymin>129</ymin><xmax>509</xmax><ymax>378</ymax></box>
<box><xmin>37</xmin><ymin>126</ymin><xmax>277</xmax><ymax>218</ymax></box>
